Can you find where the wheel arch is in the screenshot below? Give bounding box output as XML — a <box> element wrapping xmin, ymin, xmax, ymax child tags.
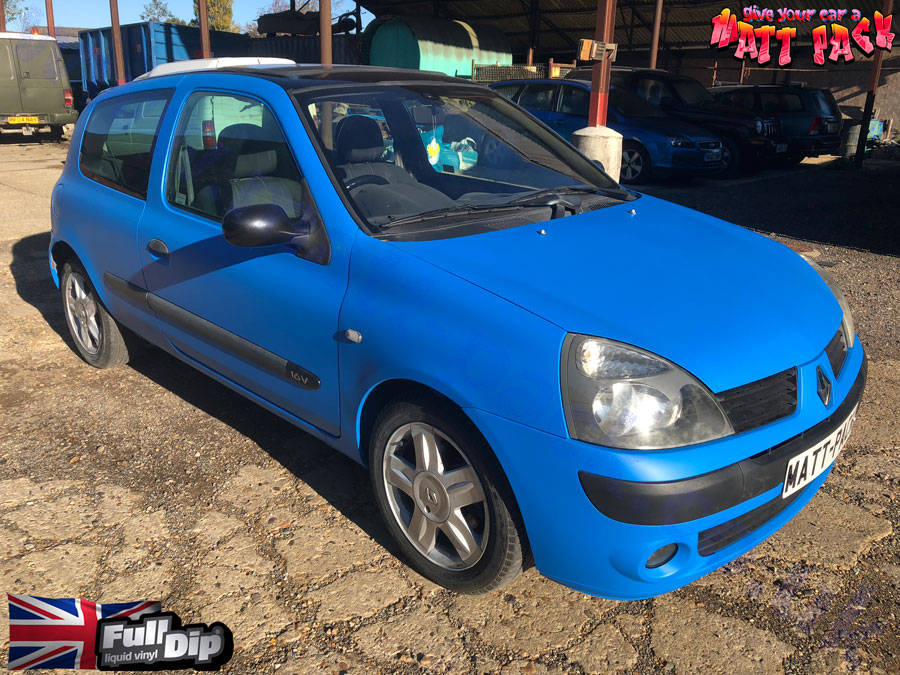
<box><xmin>356</xmin><ymin>376</ymin><xmax>533</xmax><ymax>564</ymax></box>
<box><xmin>51</xmin><ymin>240</ymin><xmax>78</xmax><ymax>274</ymax></box>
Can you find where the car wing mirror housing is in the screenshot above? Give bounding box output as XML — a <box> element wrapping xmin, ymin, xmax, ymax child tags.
<box><xmin>222</xmin><ymin>204</ymin><xmax>310</xmax><ymax>247</ymax></box>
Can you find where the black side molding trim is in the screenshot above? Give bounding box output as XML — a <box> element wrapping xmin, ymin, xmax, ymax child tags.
<box><xmin>579</xmin><ymin>356</ymin><xmax>867</xmax><ymax>526</ymax></box>
<box><xmin>104</xmin><ymin>273</ymin><xmax>320</xmax><ymax>391</ymax></box>
<box><xmin>103</xmin><ymin>272</ymin><xmax>150</xmax><ymax>307</ymax></box>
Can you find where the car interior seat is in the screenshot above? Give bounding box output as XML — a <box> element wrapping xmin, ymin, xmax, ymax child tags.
<box><xmin>333</xmin><ymin>115</ymin><xmax>415</xmax><ymax>186</ymax></box>
<box><xmin>194</xmin><ymin>123</ymin><xmax>304</xmax><ymax>219</ymax></box>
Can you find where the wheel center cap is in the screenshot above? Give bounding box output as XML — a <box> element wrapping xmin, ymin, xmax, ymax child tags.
<box><xmin>412</xmin><ymin>472</ymin><xmax>450</xmax><ymax>523</ymax></box>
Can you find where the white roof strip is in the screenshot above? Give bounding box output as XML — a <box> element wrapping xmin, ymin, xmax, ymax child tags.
<box><xmin>135</xmin><ymin>57</ymin><xmax>296</xmax><ymax>81</ymax></box>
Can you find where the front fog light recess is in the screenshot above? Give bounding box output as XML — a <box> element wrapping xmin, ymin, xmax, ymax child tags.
<box><xmin>563</xmin><ymin>336</ymin><xmax>733</xmax><ymax>450</ymax></box>
<box><xmin>646</xmin><ymin>544</ymin><xmax>678</xmax><ymax>569</ymax></box>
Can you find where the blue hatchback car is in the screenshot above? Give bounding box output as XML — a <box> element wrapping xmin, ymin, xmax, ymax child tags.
<box><xmin>490</xmin><ymin>78</ymin><xmax>723</xmax><ymax>183</ymax></box>
<box><xmin>50</xmin><ymin>62</ymin><xmax>865</xmax><ymax>600</ymax></box>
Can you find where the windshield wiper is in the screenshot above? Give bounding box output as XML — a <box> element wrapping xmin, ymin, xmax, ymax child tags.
<box><xmin>503</xmin><ymin>185</ymin><xmax>602</xmax><ymax>206</ymax></box>
<box><xmin>376</xmin><ymin>202</ymin><xmax>524</xmax><ymax>230</ymax></box>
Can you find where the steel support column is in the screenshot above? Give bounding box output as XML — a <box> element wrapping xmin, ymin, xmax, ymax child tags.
<box><xmin>588</xmin><ymin>0</ymin><xmax>616</xmax><ymax>127</ymax></box>
<box><xmin>45</xmin><ymin>0</ymin><xmax>55</xmax><ymax>37</ymax></box>
<box><xmin>0</xmin><ymin>2</ymin><xmax>6</xmax><ymax>33</ymax></box>
<box><xmin>649</xmin><ymin>0</ymin><xmax>663</xmax><ymax>68</ymax></box>
<box><xmin>198</xmin><ymin>0</ymin><xmax>211</xmax><ymax>58</ymax></box>
<box><xmin>854</xmin><ymin>0</ymin><xmax>892</xmax><ymax>168</ymax></box>
<box><xmin>109</xmin><ymin>0</ymin><xmax>126</xmax><ymax>85</ymax></box>
<box><xmin>320</xmin><ymin>0</ymin><xmax>332</xmax><ymax>65</ymax></box>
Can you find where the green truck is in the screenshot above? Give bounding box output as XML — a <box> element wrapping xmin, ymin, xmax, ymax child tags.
<box><xmin>0</xmin><ymin>32</ymin><xmax>78</xmax><ymax>138</ymax></box>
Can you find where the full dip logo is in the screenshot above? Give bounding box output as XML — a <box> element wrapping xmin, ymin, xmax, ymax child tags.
<box><xmin>6</xmin><ymin>594</ymin><xmax>232</xmax><ymax>671</ymax></box>
<box><xmin>96</xmin><ymin>612</ymin><xmax>233</xmax><ymax>671</ymax></box>
<box><xmin>710</xmin><ymin>7</ymin><xmax>894</xmax><ymax>65</ymax></box>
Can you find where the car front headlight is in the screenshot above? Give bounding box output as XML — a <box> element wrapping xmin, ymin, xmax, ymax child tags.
<box><xmin>562</xmin><ymin>336</ymin><xmax>734</xmax><ymax>450</ymax></box>
<box><xmin>802</xmin><ymin>257</ymin><xmax>855</xmax><ymax>348</ymax></box>
<box><xmin>667</xmin><ymin>136</ymin><xmax>694</xmax><ymax>148</ymax></box>
<box><xmin>754</xmin><ymin>119</ymin><xmax>764</xmax><ymax>134</ymax></box>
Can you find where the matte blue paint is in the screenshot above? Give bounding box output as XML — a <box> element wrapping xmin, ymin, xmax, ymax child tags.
<box><xmin>51</xmin><ymin>70</ymin><xmax>864</xmax><ymax>599</ymax></box>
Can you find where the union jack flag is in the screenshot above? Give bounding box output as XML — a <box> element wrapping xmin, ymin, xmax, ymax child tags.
<box><xmin>7</xmin><ymin>594</ymin><xmax>160</xmax><ymax>670</ymax></box>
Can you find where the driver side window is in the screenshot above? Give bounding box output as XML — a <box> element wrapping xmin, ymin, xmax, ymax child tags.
<box><xmin>166</xmin><ymin>92</ymin><xmax>308</xmax><ymax>224</ymax></box>
<box><xmin>636</xmin><ymin>77</ymin><xmax>675</xmax><ymax>108</ymax></box>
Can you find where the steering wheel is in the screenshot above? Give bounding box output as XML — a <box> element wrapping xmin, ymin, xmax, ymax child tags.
<box><xmin>345</xmin><ymin>174</ymin><xmax>390</xmax><ymax>191</ymax></box>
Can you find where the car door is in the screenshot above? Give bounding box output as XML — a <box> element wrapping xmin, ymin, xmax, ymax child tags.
<box><xmin>136</xmin><ymin>87</ymin><xmax>348</xmax><ymax>437</ymax></box>
<box><xmin>515</xmin><ymin>82</ymin><xmax>561</xmax><ymax>126</ymax></box>
<box><xmin>14</xmin><ymin>38</ymin><xmax>64</xmax><ymax>117</ymax></box>
<box><xmin>0</xmin><ymin>40</ymin><xmax>23</xmax><ymax>114</ymax></box>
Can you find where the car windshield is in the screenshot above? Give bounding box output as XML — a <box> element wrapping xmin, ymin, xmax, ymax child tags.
<box><xmin>671</xmin><ymin>77</ymin><xmax>713</xmax><ymax>106</ymax></box>
<box><xmin>609</xmin><ymin>88</ymin><xmax>666</xmax><ymax>119</ymax></box>
<box><xmin>293</xmin><ymin>83</ymin><xmax>625</xmax><ymax>235</ymax></box>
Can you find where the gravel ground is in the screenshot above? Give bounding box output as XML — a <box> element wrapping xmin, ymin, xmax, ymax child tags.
<box><xmin>0</xmin><ymin>141</ymin><xmax>898</xmax><ymax>674</ymax></box>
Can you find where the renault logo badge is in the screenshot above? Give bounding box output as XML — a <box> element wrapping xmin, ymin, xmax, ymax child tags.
<box><xmin>817</xmin><ymin>366</ymin><xmax>832</xmax><ymax>406</ymax></box>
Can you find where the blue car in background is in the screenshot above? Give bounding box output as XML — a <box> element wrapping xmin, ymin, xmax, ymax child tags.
<box><xmin>51</xmin><ymin>62</ymin><xmax>864</xmax><ymax>600</ymax></box>
<box><xmin>491</xmin><ymin>78</ymin><xmax>723</xmax><ymax>183</ymax></box>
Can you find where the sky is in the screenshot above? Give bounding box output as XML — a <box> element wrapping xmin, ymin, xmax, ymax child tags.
<box><xmin>16</xmin><ymin>0</ymin><xmax>366</xmax><ymax>31</ymax></box>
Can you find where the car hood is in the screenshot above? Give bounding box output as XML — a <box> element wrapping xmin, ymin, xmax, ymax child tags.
<box><xmin>616</xmin><ymin>116</ymin><xmax>720</xmax><ymax>142</ymax></box>
<box><xmin>389</xmin><ymin>195</ymin><xmax>840</xmax><ymax>393</ymax></box>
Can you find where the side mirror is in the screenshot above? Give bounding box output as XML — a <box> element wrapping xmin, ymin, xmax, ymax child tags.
<box><xmin>593</xmin><ymin>159</ymin><xmax>606</xmax><ymax>172</ymax></box>
<box><xmin>222</xmin><ymin>204</ymin><xmax>308</xmax><ymax>247</ymax></box>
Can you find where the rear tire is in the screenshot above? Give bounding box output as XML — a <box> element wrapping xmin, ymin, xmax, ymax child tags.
<box><xmin>47</xmin><ymin>125</ymin><xmax>64</xmax><ymax>142</ymax></box>
<box><xmin>60</xmin><ymin>260</ymin><xmax>131</xmax><ymax>368</ymax></box>
<box><xmin>370</xmin><ymin>397</ymin><xmax>527</xmax><ymax>594</ymax></box>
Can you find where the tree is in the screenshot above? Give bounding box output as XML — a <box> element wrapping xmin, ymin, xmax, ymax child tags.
<box><xmin>3</xmin><ymin>0</ymin><xmax>26</xmax><ymax>29</ymax></box>
<box><xmin>140</xmin><ymin>0</ymin><xmax>186</xmax><ymax>24</ymax></box>
<box><xmin>192</xmin><ymin>0</ymin><xmax>238</xmax><ymax>33</ymax></box>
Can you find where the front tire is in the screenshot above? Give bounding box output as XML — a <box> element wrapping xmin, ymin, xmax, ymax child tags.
<box><xmin>620</xmin><ymin>141</ymin><xmax>651</xmax><ymax>184</ymax></box>
<box><xmin>718</xmin><ymin>137</ymin><xmax>743</xmax><ymax>178</ymax></box>
<box><xmin>370</xmin><ymin>398</ymin><xmax>527</xmax><ymax>594</ymax></box>
<box><xmin>60</xmin><ymin>260</ymin><xmax>131</xmax><ymax>368</ymax></box>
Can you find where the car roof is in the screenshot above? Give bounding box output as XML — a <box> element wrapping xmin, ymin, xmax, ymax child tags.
<box><xmin>139</xmin><ymin>63</ymin><xmax>472</xmax><ymax>89</ymax></box>
<box><xmin>0</xmin><ymin>31</ymin><xmax>57</xmax><ymax>42</ymax></box>
<box><xmin>711</xmin><ymin>84</ymin><xmax>818</xmax><ymax>93</ymax></box>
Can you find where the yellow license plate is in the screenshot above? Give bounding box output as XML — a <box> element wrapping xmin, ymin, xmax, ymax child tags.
<box><xmin>8</xmin><ymin>116</ymin><xmax>39</xmax><ymax>124</ymax></box>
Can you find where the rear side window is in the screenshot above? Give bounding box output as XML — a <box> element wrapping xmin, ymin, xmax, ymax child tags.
<box><xmin>518</xmin><ymin>84</ymin><xmax>557</xmax><ymax>111</ymax></box>
<box><xmin>812</xmin><ymin>90</ymin><xmax>839</xmax><ymax>117</ymax></box>
<box><xmin>492</xmin><ymin>84</ymin><xmax>521</xmax><ymax>101</ymax></box>
<box><xmin>15</xmin><ymin>41</ymin><xmax>58</xmax><ymax>80</ymax></box>
<box><xmin>760</xmin><ymin>92</ymin><xmax>803</xmax><ymax>113</ymax></box>
<box><xmin>80</xmin><ymin>90</ymin><xmax>172</xmax><ymax>199</ymax></box>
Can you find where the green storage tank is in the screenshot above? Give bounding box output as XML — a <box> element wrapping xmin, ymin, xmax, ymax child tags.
<box><xmin>367</xmin><ymin>17</ymin><xmax>512</xmax><ymax>78</ymax></box>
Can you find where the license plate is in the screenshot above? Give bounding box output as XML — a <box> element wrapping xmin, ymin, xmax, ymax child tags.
<box><xmin>8</xmin><ymin>116</ymin><xmax>38</xmax><ymax>124</ymax></box>
<box><xmin>705</xmin><ymin>151</ymin><xmax>721</xmax><ymax>161</ymax></box>
<box><xmin>782</xmin><ymin>405</ymin><xmax>857</xmax><ymax>498</ymax></box>
<box><xmin>776</xmin><ymin>143</ymin><xmax>788</xmax><ymax>153</ymax></box>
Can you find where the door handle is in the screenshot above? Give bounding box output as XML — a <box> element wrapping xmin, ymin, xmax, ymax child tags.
<box><xmin>147</xmin><ymin>239</ymin><xmax>169</xmax><ymax>257</ymax></box>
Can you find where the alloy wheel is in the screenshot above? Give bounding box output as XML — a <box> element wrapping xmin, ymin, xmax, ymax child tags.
<box><xmin>64</xmin><ymin>271</ymin><xmax>101</xmax><ymax>355</ymax></box>
<box><xmin>621</xmin><ymin>149</ymin><xmax>643</xmax><ymax>181</ymax></box>
<box><xmin>382</xmin><ymin>423</ymin><xmax>489</xmax><ymax>570</ymax></box>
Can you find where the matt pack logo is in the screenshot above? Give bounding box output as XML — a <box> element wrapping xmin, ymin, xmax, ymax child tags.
<box><xmin>710</xmin><ymin>6</ymin><xmax>895</xmax><ymax>66</ymax></box>
<box><xmin>6</xmin><ymin>594</ymin><xmax>233</xmax><ymax>671</ymax></box>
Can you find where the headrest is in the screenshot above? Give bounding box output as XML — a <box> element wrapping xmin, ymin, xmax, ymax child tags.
<box><xmin>335</xmin><ymin>115</ymin><xmax>384</xmax><ymax>163</ymax></box>
<box><xmin>233</xmin><ymin>150</ymin><xmax>277</xmax><ymax>178</ymax></box>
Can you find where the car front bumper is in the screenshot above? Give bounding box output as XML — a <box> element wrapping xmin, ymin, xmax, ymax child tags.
<box><xmin>465</xmin><ymin>340</ymin><xmax>865</xmax><ymax>600</ymax></box>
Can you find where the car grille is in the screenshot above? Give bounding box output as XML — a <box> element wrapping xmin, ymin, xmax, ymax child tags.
<box><xmin>763</xmin><ymin>120</ymin><xmax>777</xmax><ymax>136</ymax></box>
<box><xmin>716</xmin><ymin>368</ymin><xmax>798</xmax><ymax>435</ymax></box>
<box><xmin>699</xmin><ymin>141</ymin><xmax>721</xmax><ymax>150</ymax></box>
<box><xmin>698</xmin><ymin>488</ymin><xmax>803</xmax><ymax>556</ymax></box>
<box><xmin>825</xmin><ymin>328</ymin><xmax>848</xmax><ymax>376</ymax></box>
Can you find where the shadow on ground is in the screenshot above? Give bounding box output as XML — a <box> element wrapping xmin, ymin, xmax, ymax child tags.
<box><xmin>643</xmin><ymin>159</ymin><xmax>900</xmax><ymax>257</ymax></box>
<box><xmin>9</xmin><ymin>231</ymin><xmax>398</xmax><ymax>557</ymax></box>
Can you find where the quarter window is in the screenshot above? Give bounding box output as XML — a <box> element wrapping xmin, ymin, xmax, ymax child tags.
<box><xmin>79</xmin><ymin>90</ymin><xmax>172</xmax><ymax>199</ymax></box>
